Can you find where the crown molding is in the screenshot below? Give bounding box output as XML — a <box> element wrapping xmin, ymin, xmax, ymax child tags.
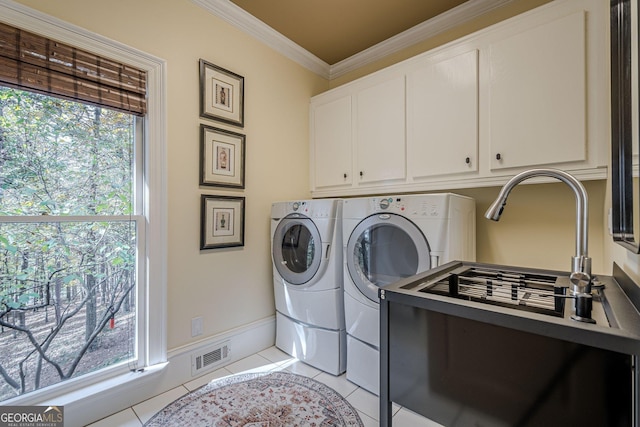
<box><xmin>193</xmin><ymin>0</ymin><xmax>516</xmax><ymax>81</ymax></box>
<box><xmin>329</xmin><ymin>0</ymin><xmax>515</xmax><ymax>79</ymax></box>
<box><xmin>191</xmin><ymin>0</ymin><xmax>331</xmax><ymax>78</ymax></box>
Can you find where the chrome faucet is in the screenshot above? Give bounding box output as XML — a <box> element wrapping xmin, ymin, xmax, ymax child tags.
<box><xmin>485</xmin><ymin>168</ymin><xmax>594</xmax><ymax>322</ymax></box>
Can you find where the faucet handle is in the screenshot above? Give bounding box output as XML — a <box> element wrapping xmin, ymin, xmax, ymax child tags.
<box><xmin>570</xmin><ymin>271</ymin><xmax>591</xmax><ymax>294</ymax></box>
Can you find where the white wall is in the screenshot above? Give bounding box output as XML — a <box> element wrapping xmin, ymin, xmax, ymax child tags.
<box><xmin>453</xmin><ymin>180</ymin><xmax>607</xmax><ymax>274</ymax></box>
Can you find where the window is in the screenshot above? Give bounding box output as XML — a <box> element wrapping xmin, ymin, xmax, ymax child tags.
<box><xmin>0</xmin><ymin>8</ymin><xmax>166</xmax><ymax>404</ymax></box>
<box><xmin>0</xmin><ymin>86</ymin><xmax>143</xmax><ymax>401</ymax></box>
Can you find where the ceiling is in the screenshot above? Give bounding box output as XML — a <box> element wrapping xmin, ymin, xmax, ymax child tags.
<box><xmin>194</xmin><ymin>0</ymin><xmax>515</xmax><ymax>78</ymax></box>
<box><xmin>229</xmin><ymin>0</ymin><xmax>469</xmax><ymax>65</ymax></box>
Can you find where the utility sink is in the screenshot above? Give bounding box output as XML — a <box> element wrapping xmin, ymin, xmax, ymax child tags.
<box><xmin>379</xmin><ymin>261</ymin><xmax>640</xmax><ymax>427</ymax></box>
<box><xmin>418</xmin><ymin>266</ymin><xmax>567</xmax><ymax>318</ymax></box>
<box><xmin>414</xmin><ymin>264</ymin><xmax>612</xmax><ymax>326</ymax></box>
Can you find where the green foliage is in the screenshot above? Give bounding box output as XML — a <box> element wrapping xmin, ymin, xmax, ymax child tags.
<box><xmin>0</xmin><ymin>86</ymin><xmax>139</xmax><ymax>399</ymax></box>
<box><xmin>0</xmin><ymin>86</ymin><xmax>134</xmax><ymax>216</ymax></box>
<box><xmin>0</xmin><ymin>86</ymin><xmax>137</xmax><ymax>308</ymax></box>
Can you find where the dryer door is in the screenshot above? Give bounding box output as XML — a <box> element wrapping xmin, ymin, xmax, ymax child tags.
<box><xmin>347</xmin><ymin>213</ymin><xmax>431</xmax><ymax>302</ymax></box>
<box><xmin>272</xmin><ymin>214</ymin><xmax>322</xmax><ymax>285</ymax></box>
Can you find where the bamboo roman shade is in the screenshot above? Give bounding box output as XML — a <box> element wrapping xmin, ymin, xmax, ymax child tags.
<box><xmin>0</xmin><ymin>22</ymin><xmax>146</xmax><ymax>115</ymax></box>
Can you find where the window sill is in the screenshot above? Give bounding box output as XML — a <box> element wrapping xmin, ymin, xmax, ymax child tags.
<box><xmin>3</xmin><ymin>361</ymin><xmax>168</xmax><ymax>407</ymax></box>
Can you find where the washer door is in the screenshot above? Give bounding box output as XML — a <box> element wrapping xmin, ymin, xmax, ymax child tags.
<box><xmin>347</xmin><ymin>213</ymin><xmax>430</xmax><ymax>302</ymax></box>
<box><xmin>272</xmin><ymin>214</ymin><xmax>322</xmax><ymax>285</ymax></box>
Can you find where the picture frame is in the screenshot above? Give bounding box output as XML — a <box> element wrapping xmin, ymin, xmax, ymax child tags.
<box><xmin>200</xmin><ymin>195</ymin><xmax>245</xmax><ymax>250</ymax></box>
<box><xmin>200</xmin><ymin>124</ymin><xmax>246</xmax><ymax>188</ymax></box>
<box><xmin>199</xmin><ymin>59</ymin><xmax>245</xmax><ymax>127</ymax></box>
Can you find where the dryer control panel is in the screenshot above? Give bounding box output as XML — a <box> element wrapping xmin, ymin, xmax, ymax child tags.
<box><xmin>375</xmin><ymin>197</ymin><xmax>404</xmax><ymax>211</ymax></box>
<box><xmin>366</xmin><ymin>195</ymin><xmax>447</xmax><ymax>218</ymax></box>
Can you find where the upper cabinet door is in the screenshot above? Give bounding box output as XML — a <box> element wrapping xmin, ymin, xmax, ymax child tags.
<box><xmin>355</xmin><ymin>76</ymin><xmax>406</xmax><ymax>185</ymax></box>
<box><xmin>487</xmin><ymin>11</ymin><xmax>586</xmax><ymax>170</ymax></box>
<box><xmin>407</xmin><ymin>49</ymin><xmax>479</xmax><ymax>180</ymax></box>
<box><xmin>311</xmin><ymin>95</ymin><xmax>353</xmax><ymax>189</ymax></box>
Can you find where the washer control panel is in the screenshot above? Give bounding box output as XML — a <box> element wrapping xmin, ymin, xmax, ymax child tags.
<box><xmin>369</xmin><ymin>196</ymin><xmax>446</xmax><ymax>217</ymax></box>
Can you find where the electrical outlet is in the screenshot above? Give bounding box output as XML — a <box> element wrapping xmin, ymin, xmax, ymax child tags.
<box><xmin>191</xmin><ymin>317</ymin><xmax>203</xmax><ymax>337</ymax></box>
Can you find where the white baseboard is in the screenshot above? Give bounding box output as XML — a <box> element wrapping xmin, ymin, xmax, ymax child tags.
<box><xmin>57</xmin><ymin>315</ymin><xmax>276</xmax><ymax>427</ymax></box>
<box><xmin>164</xmin><ymin>315</ymin><xmax>276</xmax><ymax>386</ymax></box>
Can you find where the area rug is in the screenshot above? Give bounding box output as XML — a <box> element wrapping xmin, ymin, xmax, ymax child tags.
<box><xmin>144</xmin><ymin>371</ymin><xmax>364</xmax><ymax>426</ymax></box>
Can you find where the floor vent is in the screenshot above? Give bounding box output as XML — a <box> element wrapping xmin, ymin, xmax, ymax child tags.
<box><xmin>191</xmin><ymin>340</ymin><xmax>231</xmax><ymax>376</ymax></box>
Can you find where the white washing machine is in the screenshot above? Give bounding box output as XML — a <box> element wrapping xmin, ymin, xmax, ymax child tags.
<box><xmin>271</xmin><ymin>199</ymin><xmax>346</xmax><ymax>375</ymax></box>
<box><xmin>343</xmin><ymin>193</ymin><xmax>476</xmax><ymax>394</ymax></box>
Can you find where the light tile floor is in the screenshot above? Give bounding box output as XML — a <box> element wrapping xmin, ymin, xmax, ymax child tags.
<box><xmin>87</xmin><ymin>346</ymin><xmax>442</xmax><ymax>427</ymax></box>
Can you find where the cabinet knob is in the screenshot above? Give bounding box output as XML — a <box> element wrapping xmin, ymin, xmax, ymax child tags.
<box><xmin>496</xmin><ymin>153</ymin><xmax>502</xmax><ymax>161</ymax></box>
<box><xmin>359</xmin><ymin>171</ymin><xmax>364</xmax><ymax>177</ymax></box>
<box><xmin>343</xmin><ymin>173</ymin><xmax>347</xmax><ymax>179</ymax></box>
<box><xmin>465</xmin><ymin>157</ymin><xmax>471</xmax><ymax>164</ymax></box>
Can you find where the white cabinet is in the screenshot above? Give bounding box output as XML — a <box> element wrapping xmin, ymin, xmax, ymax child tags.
<box><xmin>310</xmin><ymin>0</ymin><xmax>607</xmax><ymax>197</ymax></box>
<box><xmin>406</xmin><ymin>49</ymin><xmax>479</xmax><ymax>180</ymax></box>
<box><xmin>311</xmin><ymin>96</ymin><xmax>352</xmax><ymax>189</ymax></box>
<box><xmin>310</xmin><ymin>75</ymin><xmax>406</xmax><ymax>192</ymax></box>
<box><xmin>486</xmin><ymin>11</ymin><xmax>587</xmax><ymax>171</ymax></box>
<box><xmin>355</xmin><ymin>76</ymin><xmax>406</xmax><ymax>184</ymax></box>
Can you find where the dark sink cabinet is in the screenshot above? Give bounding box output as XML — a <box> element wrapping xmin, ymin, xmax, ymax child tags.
<box><xmin>379</xmin><ymin>262</ymin><xmax>640</xmax><ymax>427</ymax></box>
<box><xmin>382</xmin><ymin>304</ymin><xmax>632</xmax><ymax>426</ymax></box>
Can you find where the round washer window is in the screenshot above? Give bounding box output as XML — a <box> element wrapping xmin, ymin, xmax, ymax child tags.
<box><xmin>347</xmin><ymin>213</ymin><xmax>430</xmax><ymax>302</ymax></box>
<box><xmin>281</xmin><ymin>224</ymin><xmax>315</xmax><ymax>273</ymax></box>
<box><xmin>272</xmin><ymin>215</ymin><xmax>322</xmax><ymax>285</ymax></box>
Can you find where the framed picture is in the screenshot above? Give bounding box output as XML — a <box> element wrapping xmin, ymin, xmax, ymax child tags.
<box><xmin>200</xmin><ymin>195</ymin><xmax>245</xmax><ymax>250</ymax></box>
<box><xmin>199</xmin><ymin>59</ymin><xmax>245</xmax><ymax>127</ymax></box>
<box><xmin>200</xmin><ymin>124</ymin><xmax>245</xmax><ymax>188</ymax></box>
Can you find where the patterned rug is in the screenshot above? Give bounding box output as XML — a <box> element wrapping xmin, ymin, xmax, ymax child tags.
<box><xmin>144</xmin><ymin>371</ymin><xmax>364</xmax><ymax>426</ymax></box>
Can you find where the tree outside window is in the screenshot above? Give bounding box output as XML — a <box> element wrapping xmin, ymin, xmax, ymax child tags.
<box><xmin>0</xmin><ymin>86</ymin><xmax>142</xmax><ymax>401</ymax></box>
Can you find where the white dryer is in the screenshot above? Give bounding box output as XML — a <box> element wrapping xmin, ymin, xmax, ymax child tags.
<box><xmin>343</xmin><ymin>193</ymin><xmax>475</xmax><ymax>394</ymax></box>
<box><xmin>271</xmin><ymin>199</ymin><xmax>346</xmax><ymax>375</ymax></box>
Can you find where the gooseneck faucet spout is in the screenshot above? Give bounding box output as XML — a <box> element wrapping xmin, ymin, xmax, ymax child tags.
<box><xmin>485</xmin><ymin>168</ymin><xmax>593</xmax><ymax>322</ymax></box>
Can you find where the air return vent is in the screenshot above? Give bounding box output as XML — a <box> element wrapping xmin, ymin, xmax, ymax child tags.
<box><xmin>191</xmin><ymin>340</ymin><xmax>231</xmax><ymax>376</ymax></box>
